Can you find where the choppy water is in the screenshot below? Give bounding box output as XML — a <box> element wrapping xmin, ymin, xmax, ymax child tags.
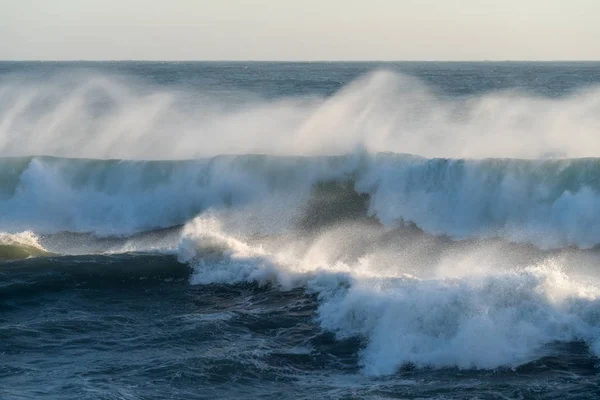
<box><xmin>2</xmin><ymin>61</ymin><xmax>600</xmax><ymax>399</ymax></box>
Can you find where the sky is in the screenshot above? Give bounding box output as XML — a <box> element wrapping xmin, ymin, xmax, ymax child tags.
<box><xmin>1</xmin><ymin>0</ymin><xmax>599</xmax><ymax>61</ymax></box>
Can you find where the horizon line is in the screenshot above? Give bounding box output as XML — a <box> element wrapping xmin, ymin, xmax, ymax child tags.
<box><xmin>1</xmin><ymin>59</ymin><xmax>600</xmax><ymax>63</ymax></box>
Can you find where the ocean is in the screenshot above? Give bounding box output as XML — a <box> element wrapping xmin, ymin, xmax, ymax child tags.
<box><xmin>2</xmin><ymin>61</ymin><xmax>600</xmax><ymax>399</ymax></box>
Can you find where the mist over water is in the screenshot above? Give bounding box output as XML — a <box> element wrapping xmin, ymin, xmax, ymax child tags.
<box><xmin>1</xmin><ymin>64</ymin><xmax>600</xmax><ymax>159</ymax></box>
<box><xmin>3</xmin><ymin>62</ymin><xmax>600</xmax><ymax>399</ymax></box>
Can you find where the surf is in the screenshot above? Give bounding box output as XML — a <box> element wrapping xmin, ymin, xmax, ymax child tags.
<box><xmin>177</xmin><ymin>212</ymin><xmax>600</xmax><ymax>374</ymax></box>
<box><xmin>2</xmin><ymin>152</ymin><xmax>600</xmax><ymax>249</ymax></box>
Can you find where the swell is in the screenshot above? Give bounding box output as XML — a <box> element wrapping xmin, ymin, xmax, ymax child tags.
<box><xmin>2</xmin><ymin>153</ymin><xmax>600</xmax><ymax>248</ymax></box>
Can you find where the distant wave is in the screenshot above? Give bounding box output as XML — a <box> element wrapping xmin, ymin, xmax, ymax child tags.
<box><xmin>2</xmin><ymin>152</ymin><xmax>600</xmax><ymax>249</ymax></box>
<box><xmin>0</xmin><ymin>231</ymin><xmax>52</xmax><ymax>260</ymax></box>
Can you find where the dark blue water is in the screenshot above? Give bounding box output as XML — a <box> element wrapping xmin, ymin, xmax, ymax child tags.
<box><xmin>2</xmin><ymin>62</ymin><xmax>600</xmax><ymax>399</ymax></box>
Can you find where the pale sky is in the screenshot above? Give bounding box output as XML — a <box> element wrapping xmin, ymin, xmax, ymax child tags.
<box><xmin>1</xmin><ymin>0</ymin><xmax>599</xmax><ymax>61</ymax></box>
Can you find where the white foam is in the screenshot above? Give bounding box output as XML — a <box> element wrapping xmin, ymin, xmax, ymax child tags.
<box><xmin>0</xmin><ymin>230</ymin><xmax>45</xmax><ymax>251</ymax></box>
<box><xmin>3</xmin><ymin>152</ymin><xmax>600</xmax><ymax>250</ymax></box>
<box><xmin>318</xmin><ymin>263</ymin><xmax>600</xmax><ymax>374</ymax></box>
<box><xmin>179</xmin><ymin>214</ymin><xmax>600</xmax><ymax>375</ymax></box>
<box><xmin>358</xmin><ymin>155</ymin><xmax>600</xmax><ymax>249</ymax></box>
<box><xmin>0</xmin><ymin>155</ymin><xmax>350</xmax><ymax>235</ymax></box>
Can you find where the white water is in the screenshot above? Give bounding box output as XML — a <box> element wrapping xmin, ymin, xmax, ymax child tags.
<box><xmin>179</xmin><ymin>213</ymin><xmax>600</xmax><ymax>375</ymax></box>
<box><xmin>0</xmin><ymin>231</ymin><xmax>45</xmax><ymax>251</ymax></box>
<box><xmin>2</xmin><ymin>153</ymin><xmax>600</xmax><ymax>249</ymax></box>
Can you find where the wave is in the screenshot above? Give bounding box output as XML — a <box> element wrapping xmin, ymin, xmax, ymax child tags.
<box><xmin>178</xmin><ymin>214</ymin><xmax>600</xmax><ymax>374</ymax></box>
<box><xmin>5</xmin><ymin>212</ymin><xmax>600</xmax><ymax>374</ymax></box>
<box><xmin>0</xmin><ymin>231</ymin><xmax>53</xmax><ymax>260</ymax></box>
<box><xmin>2</xmin><ymin>153</ymin><xmax>600</xmax><ymax>249</ymax></box>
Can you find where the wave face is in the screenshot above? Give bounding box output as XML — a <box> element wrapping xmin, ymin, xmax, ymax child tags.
<box><xmin>0</xmin><ymin>154</ymin><xmax>356</xmax><ymax>236</ymax></box>
<box><xmin>2</xmin><ymin>153</ymin><xmax>600</xmax><ymax>248</ymax></box>
<box><xmin>361</xmin><ymin>154</ymin><xmax>600</xmax><ymax>249</ymax></box>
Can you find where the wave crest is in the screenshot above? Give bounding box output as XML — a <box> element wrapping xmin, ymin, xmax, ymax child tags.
<box><xmin>0</xmin><ymin>231</ymin><xmax>50</xmax><ymax>260</ymax></box>
<box><xmin>2</xmin><ymin>153</ymin><xmax>600</xmax><ymax>249</ymax></box>
<box><xmin>178</xmin><ymin>214</ymin><xmax>600</xmax><ymax>374</ymax></box>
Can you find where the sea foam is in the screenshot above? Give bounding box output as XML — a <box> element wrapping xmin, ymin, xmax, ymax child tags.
<box><xmin>179</xmin><ymin>214</ymin><xmax>600</xmax><ymax>374</ymax></box>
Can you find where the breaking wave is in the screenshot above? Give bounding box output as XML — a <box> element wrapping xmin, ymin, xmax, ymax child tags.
<box><xmin>2</xmin><ymin>153</ymin><xmax>600</xmax><ymax>249</ymax></box>
<box><xmin>0</xmin><ymin>231</ymin><xmax>51</xmax><ymax>260</ymax></box>
<box><xmin>178</xmin><ymin>214</ymin><xmax>600</xmax><ymax>374</ymax></box>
